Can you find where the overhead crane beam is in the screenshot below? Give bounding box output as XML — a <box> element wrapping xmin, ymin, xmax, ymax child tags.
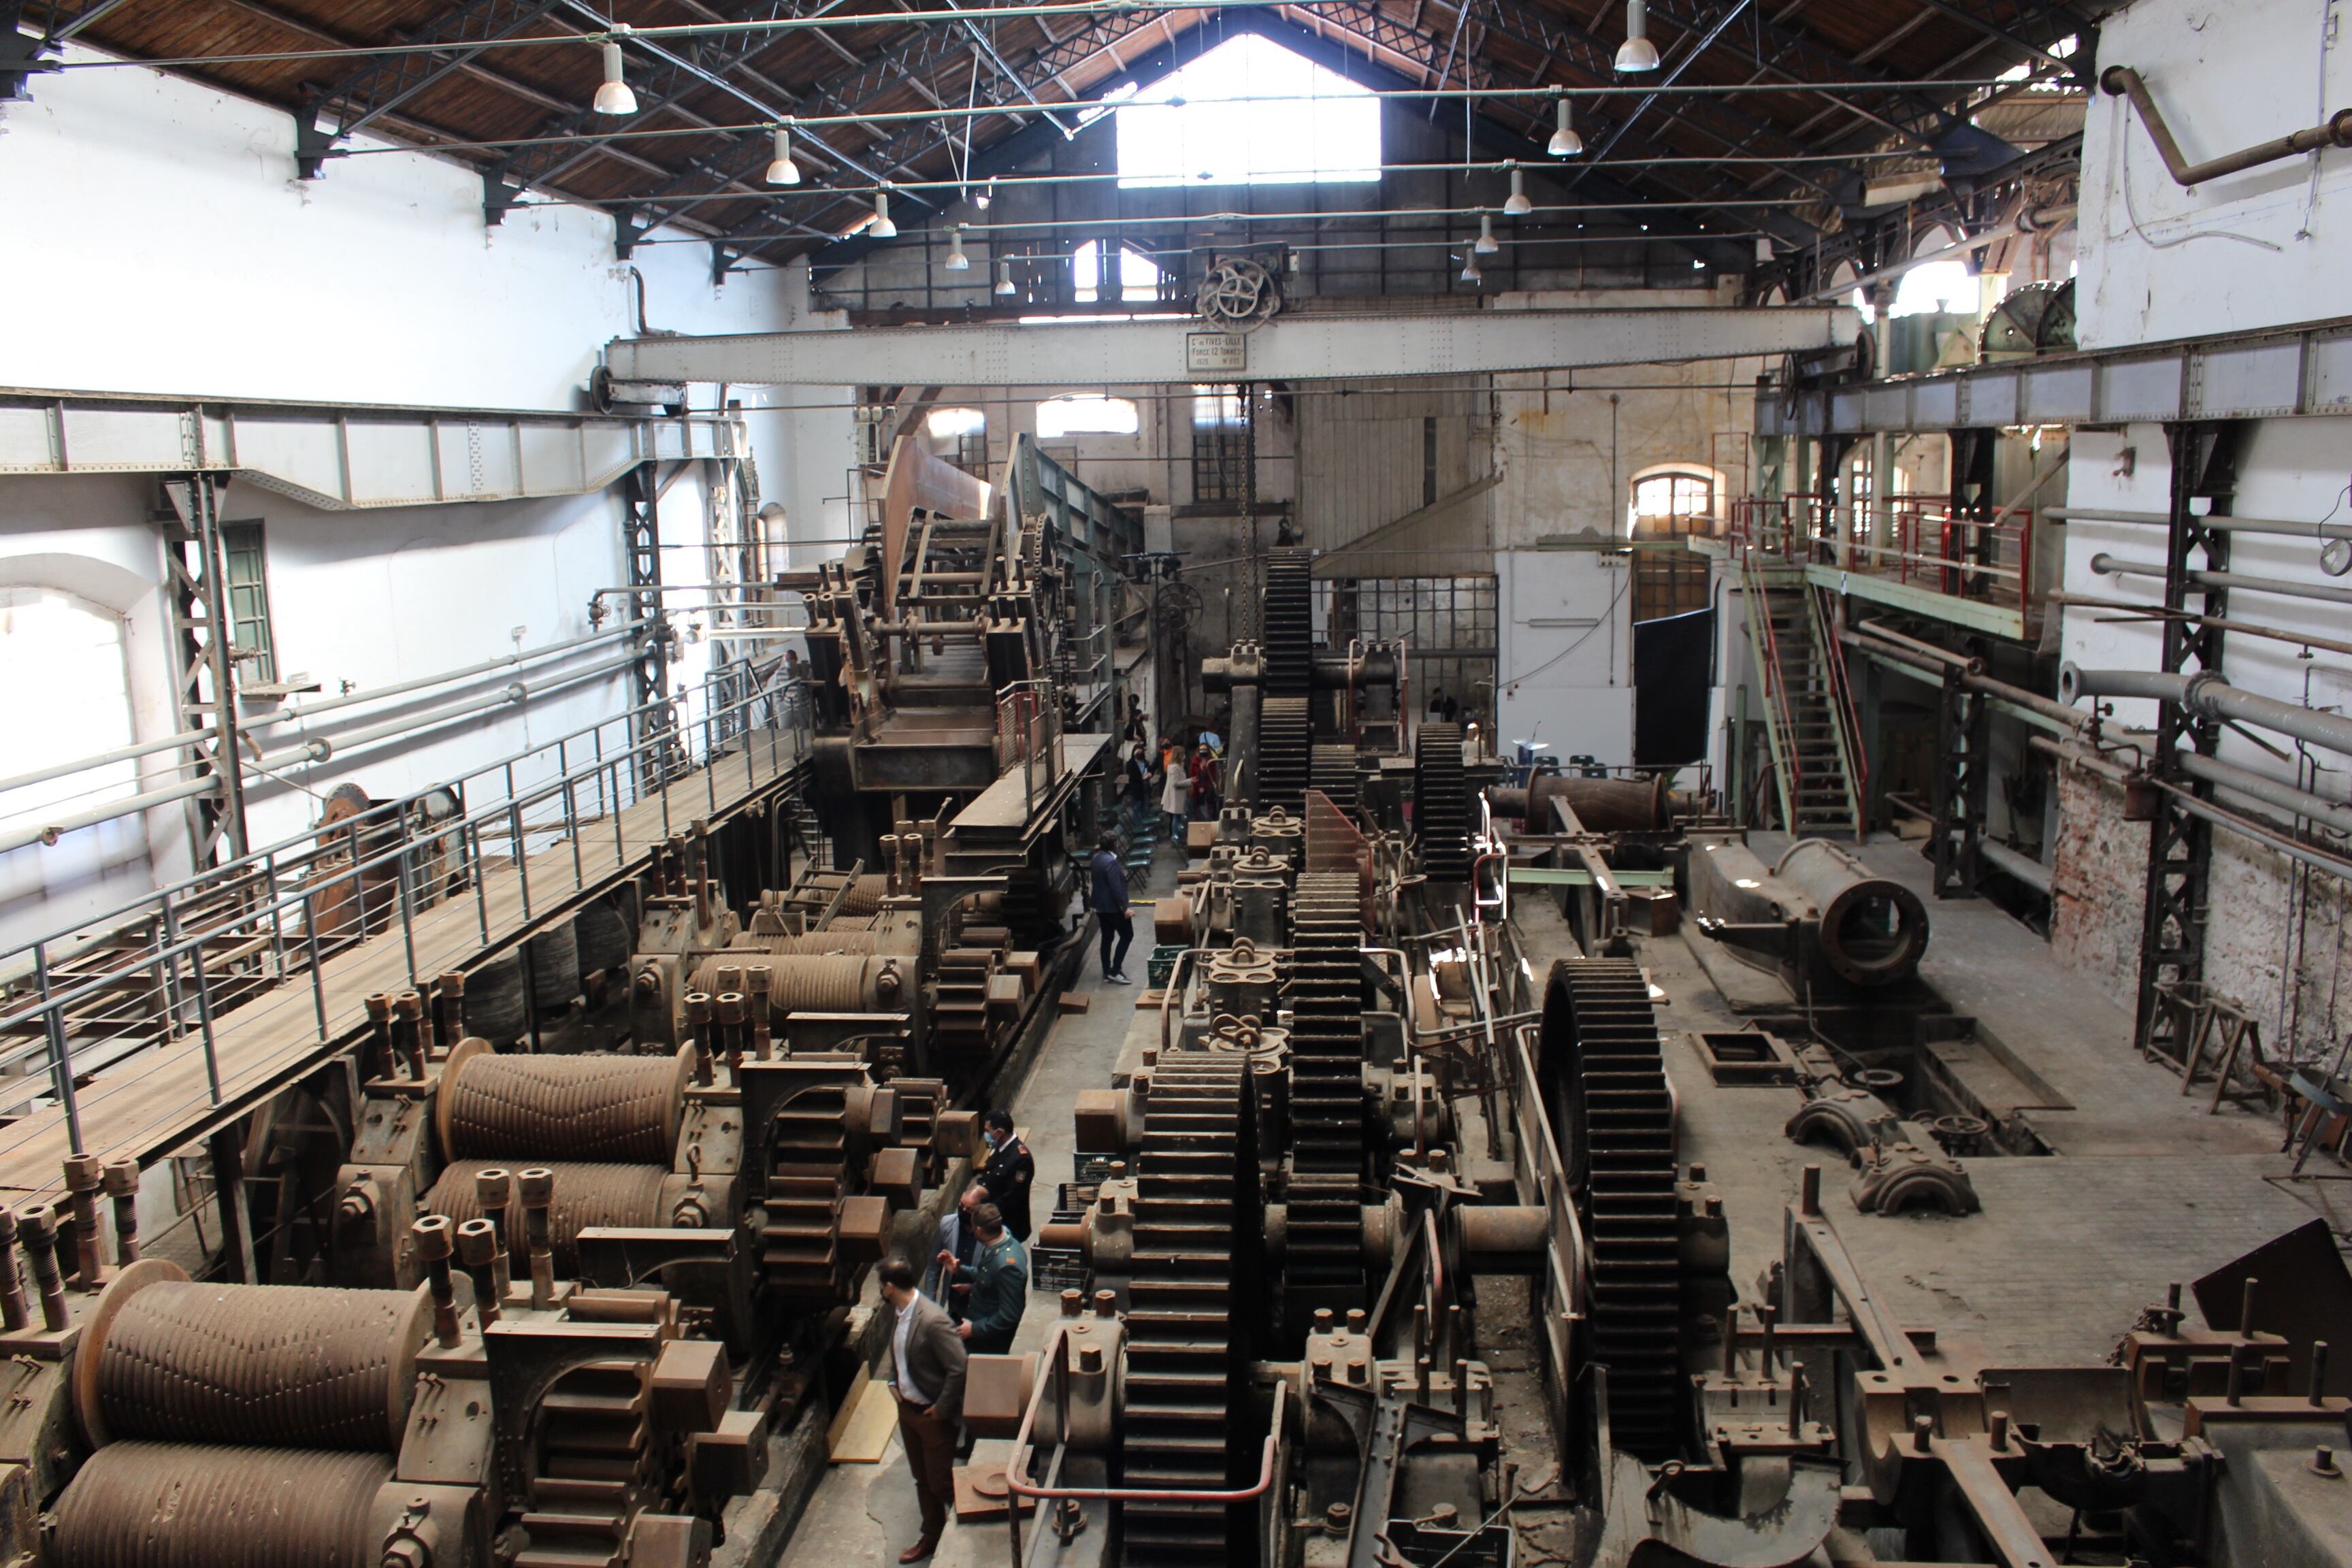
<box><xmin>604</xmin><ymin>303</ymin><xmax>1857</xmax><ymax>385</ymax></box>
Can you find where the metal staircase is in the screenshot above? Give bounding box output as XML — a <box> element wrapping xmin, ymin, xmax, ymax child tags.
<box><xmin>1741</xmin><ymin>555</ymin><xmax>1867</xmax><ymax>840</ymax></box>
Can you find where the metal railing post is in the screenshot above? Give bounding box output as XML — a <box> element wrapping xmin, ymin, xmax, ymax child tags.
<box><xmin>158</xmin><ymin>899</ymin><xmax>186</xmax><ymax>1041</ymax></box>
<box><xmin>469</xmin><ymin>821</ymin><xmax>491</xmax><ymax>945</ymax></box>
<box><xmin>186</xmin><ymin>936</ymin><xmax>224</xmax><ymax>1105</ymax></box>
<box><xmin>34</xmin><ymin>945</ymin><xmax>83</xmax><ymax>1155</ymax></box>
<box><xmin>395</xmin><ymin>837</ymin><xmax>420</xmax><ymax>987</ymax></box>
<box><xmin>261</xmin><ymin>853</ymin><xmax>287</xmax><ymax>982</ymax></box>
<box><xmin>509</xmin><ymin>800</ymin><xmax>531</xmax><ymax>922</ymax></box>
<box><xmin>304</xmin><ymin>889</ymin><xmax>329</xmax><ymax>1041</ymax></box>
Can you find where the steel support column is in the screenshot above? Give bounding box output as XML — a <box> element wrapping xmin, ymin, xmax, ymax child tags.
<box><xmin>2134</xmin><ymin>421</ymin><xmax>2240</xmax><ymax>1055</ymax></box>
<box><xmin>622</xmin><ymin>461</ymin><xmax>679</xmax><ymax>779</ymax></box>
<box><xmin>1931</xmin><ymin>665</ymin><xmax>1989</xmax><ymax>898</ymax></box>
<box><xmin>162</xmin><ymin>474</ymin><xmax>250</xmax><ymax>865</ymax></box>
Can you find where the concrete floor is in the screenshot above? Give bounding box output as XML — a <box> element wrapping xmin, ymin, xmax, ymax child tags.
<box><xmin>774</xmin><ymin>832</ymin><xmax>1183</xmax><ymax>1568</ymax></box>
<box><xmin>1645</xmin><ymin>832</ymin><xmax>2326</xmax><ymax>1369</ymax></box>
<box><xmin>769</xmin><ymin>827</ymin><xmax>2341</xmax><ymax>1565</ymax></box>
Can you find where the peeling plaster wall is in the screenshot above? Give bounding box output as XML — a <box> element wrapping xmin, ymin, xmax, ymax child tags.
<box><xmin>2049</xmin><ymin>766</ymin><xmax>2151</xmax><ymax>989</ymax></box>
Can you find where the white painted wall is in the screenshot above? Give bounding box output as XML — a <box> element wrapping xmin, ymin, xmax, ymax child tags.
<box><xmin>0</xmin><ymin>44</ymin><xmax>860</xmax><ymax>555</ymax></box>
<box><xmin>0</xmin><ymin>49</ymin><xmax>862</xmax><ymax>955</ymax></box>
<box><xmin>2076</xmin><ymin>0</ymin><xmax>2352</xmax><ymax>347</ymax></box>
<box><xmin>1495</xmin><ymin>548</ymin><xmax>1635</xmax><ymax>766</ymax></box>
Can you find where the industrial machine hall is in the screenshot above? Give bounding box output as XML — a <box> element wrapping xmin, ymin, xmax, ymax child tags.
<box><xmin>7</xmin><ymin>0</ymin><xmax>2352</xmax><ymax>1565</ymax></box>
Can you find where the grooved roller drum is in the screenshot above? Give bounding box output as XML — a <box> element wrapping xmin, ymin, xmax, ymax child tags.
<box><xmin>739</xmin><ymin>954</ymin><xmax>902</xmax><ymax>1015</ymax></box>
<box><xmin>82</xmin><ymin>1273</ymin><xmax>427</xmax><ymax>1451</ymax></box>
<box><xmin>688</xmin><ymin>933</ymin><xmax>885</xmax><ymax>994</ymax></box>
<box><xmin>835</xmin><ymin>875</ymin><xmax>890</xmax><ymax>917</ymax></box>
<box><xmin>744</xmin><ymin>927</ymin><xmax>888</xmax><ymax>955</ymax></box>
<box><xmin>438</xmin><ymin>1041</ymin><xmax>691</xmax><ymax>1162</ymax></box>
<box><xmin>52</xmin><ymin>1441</ymin><xmax>391</xmax><ymax>1568</ymax></box>
<box><xmin>426</xmin><ymin>1159</ymin><xmax>668</xmax><ymax>1277</ymax></box>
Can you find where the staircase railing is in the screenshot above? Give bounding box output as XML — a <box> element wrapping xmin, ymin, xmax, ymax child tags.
<box><xmin>1737</xmin><ymin>545</ymin><xmax>1803</xmax><ymax>832</ymax></box>
<box><xmin>1807</xmin><ymin>584</ymin><xmax>1870</xmax><ymax>841</ymax></box>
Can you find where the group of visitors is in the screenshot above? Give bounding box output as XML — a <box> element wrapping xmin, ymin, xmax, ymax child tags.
<box><xmin>1115</xmin><ymin>696</ymin><xmax>1224</xmax><ymax>846</ymax></box>
<box><xmin>881</xmin><ymin>1110</ymin><xmax>1036</xmax><ymax>1563</ymax></box>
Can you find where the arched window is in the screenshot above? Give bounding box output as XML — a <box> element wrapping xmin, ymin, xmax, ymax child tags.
<box><xmin>0</xmin><ymin>588</ymin><xmax>138</xmax><ymax>843</ymax></box>
<box><xmin>1628</xmin><ymin>468</ymin><xmax>1716</xmax><ymax>623</ymax></box>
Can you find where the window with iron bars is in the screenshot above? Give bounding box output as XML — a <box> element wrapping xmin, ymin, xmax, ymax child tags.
<box><xmin>1192</xmin><ymin>385</ymin><xmax>1250</xmax><ymax>504</ymax></box>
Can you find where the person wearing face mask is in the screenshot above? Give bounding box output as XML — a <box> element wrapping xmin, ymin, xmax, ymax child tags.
<box><xmin>975</xmin><ymin>1109</ymin><xmax>1034</xmax><ymax>1241</ymax></box>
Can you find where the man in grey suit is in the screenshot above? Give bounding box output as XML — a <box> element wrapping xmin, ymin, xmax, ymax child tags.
<box><xmin>877</xmin><ymin>1256</ymin><xmax>968</xmax><ymax>1563</ymax></box>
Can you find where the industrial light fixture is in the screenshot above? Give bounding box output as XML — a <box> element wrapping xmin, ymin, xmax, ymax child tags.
<box><xmin>1475</xmin><ymin>212</ymin><xmax>1500</xmax><ymax>255</ymax></box>
<box><xmin>869</xmin><ymin>191</ymin><xmax>897</xmax><ymax>240</ymax></box>
<box><xmin>764</xmin><ymin>121</ymin><xmax>800</xmax><ymax>185</ymax></box>
<box><xmin>1460</xmin><ymin>254</ymin><xmax>1483</xmax><ymax>286</ymax></box>
<box><xmin>593</xmin><ymin>29</ymin><xmax>638</xmax><ymax>116</ymax></box>
<box><xmin>1754</xmin><ymin>235</ymin><xmax>1774</xmax><ymax>263</ymax></box>
<box><xmin>1503</xmin><ymin>164</ymin><xmax>1533</xmax><ymax>217</ymax></box>
<box><xmin>994</xmin><ymin>259</ymin><xmax>1016</xmax><ymax>297</ymax></box>
<box><xmin>974</xmin><ymin>178</ymin><xmax>996</xmax><ymax>211</ymax></box>
<box><xmin>1616</xmin><ymin>0</ymin><xmax>1661</xmax><ymax>72</ymax></box>
<box><xmin>1548</xmin><ymin>97</ymin><xmax>1583</xmax><ymax>157</ymax></box>
<box><xmin>945</xmin><ymin>224</ymin><xmax>970</xmax><ymax>270</ymax></box>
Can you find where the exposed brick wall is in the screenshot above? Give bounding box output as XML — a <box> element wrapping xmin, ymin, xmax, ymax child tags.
<box><xmin>2204</xmin><ymin>832</ymin><xmax>2351</xmax><ymax>1068</ymax></box>
<box><xmin>2048</xmin><ymin>762</ymin><xmax>2349</xmax><ymax>1066</ymax></box>
<box><xmin>2048</xmin><ymin>765</ymin><xmax>2149</xmax><ymax>991</ymax></box>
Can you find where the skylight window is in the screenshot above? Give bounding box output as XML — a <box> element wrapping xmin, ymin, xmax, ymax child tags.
<box><xmin>1073</xmin><ymin>240</ymin><xmax>1164</xmax><ymax>304</ymax></box>
<box><xmin>1115</xmin><ymin>34</ymin><xmax>1381</xmax><ymax>189</ymax></box>
<box><xmin>1994</xmin><ymin>33</ymin><xmax>2076</xmax><ymax>91</ymax></box>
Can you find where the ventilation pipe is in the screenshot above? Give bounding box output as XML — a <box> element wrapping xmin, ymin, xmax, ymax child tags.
<box><xmin>2102</xmin><ymin>66</ymin><xmax>2352</xmax><ymax>186</ymax></box>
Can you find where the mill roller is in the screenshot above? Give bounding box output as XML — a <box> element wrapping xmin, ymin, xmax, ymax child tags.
<box><xmin>0</xmin><ymin>1152</ymin><xmax>757</xmax><ymax>1568</ymax></box>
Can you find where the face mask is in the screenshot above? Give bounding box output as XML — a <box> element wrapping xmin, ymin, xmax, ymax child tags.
<box><xmin>983</xmin><ymin>1130</ymin><xmax>1000</xmax><ymax>1150</ymax></box>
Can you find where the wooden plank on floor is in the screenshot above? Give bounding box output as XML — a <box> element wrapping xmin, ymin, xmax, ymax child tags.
<box><xmin>827</xmin><ymin>1369</ymin><xmax>898</xmax><ymax>1464</ymax></box>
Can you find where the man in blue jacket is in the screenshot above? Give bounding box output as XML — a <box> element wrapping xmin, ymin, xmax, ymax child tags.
<box><xmin>1090</xmin><ymin>834</ymin><xmax>1132</xmax><ymax>983</ymax></box>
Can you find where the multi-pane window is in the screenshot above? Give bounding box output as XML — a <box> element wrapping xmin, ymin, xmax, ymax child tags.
<box><xmin>1071</xmin><ymin>240</ymin><xmax>1164</xmax><ymax>305</ymax></box>
<box><xmin>926</xmin><ymin>407</ymin><xmax>988</xmax><ymax>476</ymax></box>
<box><xmin>1191</xmin><ymin>384</ymin><xmax>1250</xmax><ymax>504</ymax></box>
<box><xmin>1352</xmin><ymin>576</ymin><xmax>1499</xmax><ymax>732</ymax></box>
<box><xmin>1629</xmin><ymin>470</ymin><xmax>1714</xmax><ymax>622</ymax></box>
<box><xmin>221</xmin><ymin>520</ymin><xmax>277</xmax><ymax>683</ymax></box>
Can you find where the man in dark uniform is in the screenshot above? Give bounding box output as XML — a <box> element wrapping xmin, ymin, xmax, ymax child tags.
<box><xmin>976</xmin><ymin>1108</ymin><xmax>1036</xmax><ymax>1241</ymax></box>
